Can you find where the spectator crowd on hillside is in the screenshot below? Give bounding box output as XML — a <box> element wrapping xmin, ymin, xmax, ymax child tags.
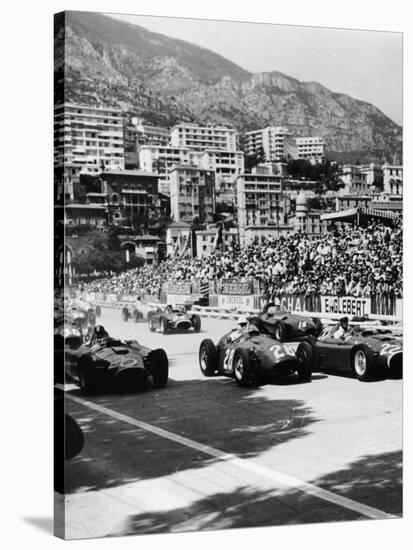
<box><xmin>81</xmin><ymin>219</ymin><xmax>402</xmax><ymax>301</ymax></box>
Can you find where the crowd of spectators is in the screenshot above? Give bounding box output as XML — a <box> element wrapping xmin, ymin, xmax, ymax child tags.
<box><xmin>81</xmin><ymin>219</ymin><xmax>402</xmax><ymax>301</ymax></box>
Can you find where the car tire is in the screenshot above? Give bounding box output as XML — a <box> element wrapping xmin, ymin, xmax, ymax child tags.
<box><xmin>351</xmin><ymin>345</ymin><xmax>376</xmax><ymax>381</ymax></box>
<box><xmin>95</xmin><ymin>305</ymin><xmax>101</xmax><ymax>318</ymax></box>
<box><xmin>162</xmin><ymin>318</ymin><xmax>169</xmax><ymax>334</ymax></box>
<box><xmin>149</xmin><ymin>349</ymin><xmax>169</xmax><ymax>388</ymax></box>
<box><xmin>273</xmin><ymin>320</ymin><xmax>287</xmax><ymax>341</ymax></box>
<box><xmin>296</xmin><ymin>342</ymin><xmax>313</xmax><ymax>382</ymax></box>
<box><xmin>77</xmin><ymin>356</ymin><xmax>97</xmax><ymax>394</ymax></box>
<box><xmin>148</xmin><ymin>313</ymin><xmax>156</xmax><ymax>332</ymax></box>
<box><xmin>122</xmin><ymin>307</ymin><xmax>129</xmax><ymax>322</ymax></box>
<box><xmin>192</xmin><ymin>314</ymin><xmax>201</xmax><ymax>333</ymax></box>
<box><xmin>133</xmin><ymin>309</ymin><xmax>142</xmax><ymax>323</ymax></box>
<box><xmin>199</xmin><ymin>339</ymin><xmax>218</xmax><ymax>376</ymax></box>
<box><xmin>233</xmin><ymin>348</ymin><xmax>258</xmax><ymax>387</ymax></box>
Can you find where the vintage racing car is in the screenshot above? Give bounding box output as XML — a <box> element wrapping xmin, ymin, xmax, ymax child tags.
<box><xmin>148</xmin><ymin>304</ymin><xmax>201</xmax><ymax>334</ymax></box>
<box><xmin>65</xmin><ymin>299</ymin><xmax>99</xmax><ymax>328</ymax></box>
<box><xmin>198</xmin><ymin>326</ymin><xmax>312</xmax><ymax>386</ymax></box>
<box><xmin>121</xmin><ymin>299</ymin><xmax>154</xmax><ymax>322</ymax></box>
<box><xmin>252</xmin><ymin>303</ymin><xmax>322</xmax><ymax>342</ymax></box>
<box><xmin>66</xmin><ymin>327</ymin><xmax>169</xmax><ymax>394</ymax></box>
<box><xmin>298</xmin><ymin>324</ymin><xmax>403</xmax><ymax>381</ymax></box>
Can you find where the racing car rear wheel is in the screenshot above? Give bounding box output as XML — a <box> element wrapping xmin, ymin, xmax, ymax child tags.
<box><xmin>274</xmin><ymin>321</ymin><xmax>287</xmax><ymax>341</ymax></box>
<box><xmin>122</xmin><ymin>308</ymin><xmax>129</xmax><ymax>322</ymax></box>
<box><xmin>233</xmin><ymin>348</ymin><xmax>258</xmax><ymax>387</ymax></box>
<box><xmin>351</xmin><ymin>345</ymin><xmax>375</xmax><ymax>381</ymax></box>
<box><xmin>77</xmin><ymin>356</ymin><xmax>97</xmax><ymax>395</ymax></box>
<box><xmin>162</xmin><ymin>318</ymin><xmax>169</xmax><ymax>334</ymax></box>
<box><xmin>149</xmin><ymin>349</ymin><xmax>169</xmax><ymax>388</ymax></box>
<box><xmin>296</xmin><ymin>342</ymin><xmax>313</xmax><ymax>382</ymax></box>
<box><xmin>133</xmin><ymin>309</ymin><xmax>143</xmax><ymax>322</ymax></box>
<box><xmin>199</xmin><ymin>339</ymin><xmax>218</xmax><ymax>376</ymax></box>
<box><xmin>192</xmin><ymin>314</ymin><xmax>201</xmax><ymax>333</ymax></box>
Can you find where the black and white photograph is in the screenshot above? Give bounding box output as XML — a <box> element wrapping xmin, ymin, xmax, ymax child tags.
<box><xmin>50</xmin><ymin>4</ymin><xmax>404</xmax><ymax>543</ymax></box>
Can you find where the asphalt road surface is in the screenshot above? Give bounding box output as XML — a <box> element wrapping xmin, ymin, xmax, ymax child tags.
<box><xmin>59</xmin><ymin>309</ymin><xmax>402</xmax><ymax>540</ymax></box>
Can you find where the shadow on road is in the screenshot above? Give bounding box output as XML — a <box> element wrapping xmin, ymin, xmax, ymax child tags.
<box><xmin>64</xmin><ymin>378</ymin><xmax>317</xmax><ymax>494</ymax></box>
<box><xmin>119</xmin><ymin>450</ymin><xmax>402</xmax><ymax>536</ymax></box>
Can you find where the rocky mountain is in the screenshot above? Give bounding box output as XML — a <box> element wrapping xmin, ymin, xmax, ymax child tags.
<box><xmin>55</xmin><ymin>11</ymin><xmax>402</xmax><ymax>163</ymax></box>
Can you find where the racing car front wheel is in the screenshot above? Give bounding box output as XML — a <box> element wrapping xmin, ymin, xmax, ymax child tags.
<box><xmin>296</xmin><ymin>342</ymin><xmax>313</xmax><ymax>382</ymax></box>
<box><xmin>149</xmin><ymin>349</ymin><xmax>169</xmax><ymax>388</ymax></box>
<box><xmin>351</xmin><ymin>345</ymin><xmax>375</xmax><ymax>381</ymax></box>
<box><xmin>148</xmin><ymin>313</ymin><xmax>156</xmax><ymax>332</ymax></box>
<box><xmin>199</xmin><ymin>339</ymin><xmax>218</xmax><ymax>376</ymax></box>
<box><xmin>233</xmin><ymin>348</ymin><xmax>258</xmax><ymax>387</ymax></box>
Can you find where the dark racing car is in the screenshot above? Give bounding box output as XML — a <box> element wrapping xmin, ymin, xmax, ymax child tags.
<box><xmin>198</xmin><ymin>325</ymin><xmax>312</xmax><ymax>387</ymax></box>
<box><xmin>66</xmin><ymin>326</ymin><xmax>169</xmax><ymax>394</ymax></box>
<box><xmin>148</xmin><ymin>304</ymin><xmax>201</xmax><ymax>334</ymax></box>
<box><xmin>298</xmin><ymin>324</ymin><xmax>403</xmax><ymax>381</ymax></box>
<box><xmin>253</xmin><ymin>301</ymin><xmax>322</xmax><ymax>342</ymax></box>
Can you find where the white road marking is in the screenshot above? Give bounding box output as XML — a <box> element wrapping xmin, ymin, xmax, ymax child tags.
<box><xmin>64</xmin><ymin>391</ymin><xmax>397</xmax><ymax>521</ymax></box>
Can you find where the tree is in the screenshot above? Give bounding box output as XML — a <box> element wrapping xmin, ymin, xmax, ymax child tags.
<box><xmin>245</xmin><ymin>146</ymin><xmax>266</xmax><ymax>172</ymax></box>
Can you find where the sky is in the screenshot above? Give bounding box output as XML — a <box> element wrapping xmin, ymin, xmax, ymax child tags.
<box><xmin>109</xmin><ymin>13</ymin><xmax>402</xmax><ymax>126</ymax></box>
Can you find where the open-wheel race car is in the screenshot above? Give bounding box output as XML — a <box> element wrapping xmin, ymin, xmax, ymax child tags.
<box><xmin>298</xmin><ymin>324</ymin><xmax>403</xmax><ymax>381</ymax></box>
<box><xmin>65</xmin><ymin>326</ymin><xmax>169</xmax><ymax>394</ymax></box>
<box><xmin>65</xmin><ymin>298</ymin><xmax>100</xmax><ymax>328</ymax></box>
<box><xmin>148</xmin><ymin>304</ymin><xmax>201</xmax><ymax>334</ymax></box>
<box><xmin>121</xmin><ymin>300</ymin><xmax>154</xmax><ymax>323</ymax></box>
<box><xmin>199</xmin><ymin>326</ymin><xmax>312</xmax><ymax>387</ymax></box>
<box><xmin>252</xmin><ymin>302</ymin><xmax>323</xmax><ymax>342</ymax></box>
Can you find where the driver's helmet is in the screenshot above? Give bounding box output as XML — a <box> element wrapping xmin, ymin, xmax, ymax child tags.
<box><xmin>94</xmin><ymin>325</ymin><xmax>109</xmax><ymax>341</ymax></box>
<box><xmin>237</xmin><ymin>315</ymin><xmax>248</xmax><ymax>329</ymax></box>
<box><xmin>339</xmin><ymin>317</ymin><xmax>349</xmax><ymax>329</ymax></box>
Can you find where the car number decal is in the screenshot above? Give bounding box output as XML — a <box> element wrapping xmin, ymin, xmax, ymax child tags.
<box><xmin>380</xmin><ymin>343</ymin><xmax>401</xmax><ymax>357</ymax></box>
<box><xmin>269</xmin><ymin>344</ymin><xmax>295</xmax><ymax>360</ymax></box>
<box><xmin>298</xmin><ymin>321</ymin><xmax>308</xmax><ymax>329</ymax></box>
<box><xmin>223</xmin><ymin>348</ymin><xmax>235</xmax><ymax>371</ymax></box>
<box><xmin>110</xmin><ymin>356</ymin><xmax>138</xmax><ymax>368</ymax></box>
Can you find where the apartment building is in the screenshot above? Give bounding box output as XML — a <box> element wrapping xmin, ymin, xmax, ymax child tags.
<box><xmin>244</xmin><ymin>126</ymin><xmax>291</xmax><ymax>162</ymax></box>
<box><xmin>339</xmin><ymin>163</ymin><xmax>384</xmax><ymax>195</ymax></box>
<box><xmin>237</xmin><ymin>172</ymin><xmax>287</xmax><ymax>246</ymax></box>
<box><xmin>382</xmin><ymin>163</ymin><xmax>403</xmax><ymax>196</ymax></box>
<box><xmin>170</xmin><ymin>123</ymin><xmax>238</xmax><ymax>152</ymax></box>
<box><xmin>169</xmin><ymin>166</ymin><xmax>216</xmax><ymax>223</ymax></box>
<box><xmin>54</xmin><ymin>103</ymin><xmax>124</xmax><ymax>200</ymax></box>
<box><xmin>295</xmin><ymin>136</ymin><xmax>325</xmax><ymax>162</ymax></box>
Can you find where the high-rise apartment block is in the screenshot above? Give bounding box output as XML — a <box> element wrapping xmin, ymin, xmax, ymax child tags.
<box><xmin>245</xmin><ymin>126</ymin><xmax>291</xmax><ymax>162</ymax></box>
<box><xmin>169</xmin><ymin>166</ymin><xmax>216</xmax><ymax>223</ymax></box>
<box><xmin>170</xmin><ymin>123</ymin><xmax>238</xmax><ymax>152</ymax></box>
<box><xmin>54</xmin><ymin>103</ymin><xmax>124</xmax><ymax>200</ymax></box>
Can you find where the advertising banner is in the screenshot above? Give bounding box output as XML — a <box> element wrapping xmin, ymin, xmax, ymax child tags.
<box><xmin>167</xmin><ymin>282</ymin><xmax>192</xmax><ymax>295</ymax></box>
<box><xmin>320</xmin><ymin>295</ymin><xmax>371</xmax><ymax>317</ymax></box>
<box><xmin>220</xmin><ymin>281</ymin><xmax>253</xmax><ymax>295</ymax></box>
<box><xmin>217</xmin><ymin>294</ymin><xmax>258</xmax><ymax>310</ymax></box>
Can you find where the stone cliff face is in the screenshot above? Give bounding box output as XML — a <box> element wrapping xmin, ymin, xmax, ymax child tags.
<box><xmin>55</xmin><ymin>11</ymin><xmax>402</xmax><ymax>163</ymax></box>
